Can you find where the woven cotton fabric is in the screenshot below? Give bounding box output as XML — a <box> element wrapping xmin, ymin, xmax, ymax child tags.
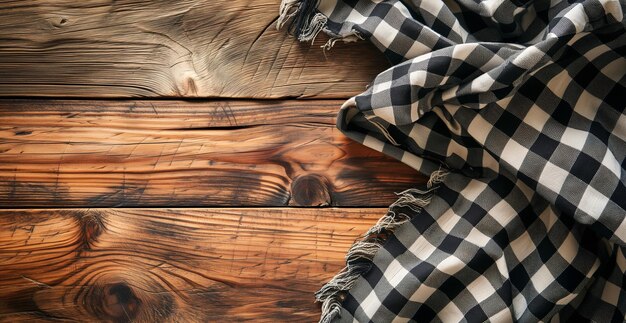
<box><xmin>279</xmin><ymin>0</ymin><xmax>626</xmax><ymax>322</ymax></box>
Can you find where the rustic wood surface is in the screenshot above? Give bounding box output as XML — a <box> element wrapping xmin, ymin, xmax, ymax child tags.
<box><xmin>0</xmin><ymin>100</ymin><xmax>425</xmax><ymax>208</ymax></box>
<box><xmin>0</xmin><ymin>0</ymin><xmax>388</xmax><ymax>98</ymax></box>
<box><xmin>0</xmin><ymin>208</ymin><xmax>385</xmax><ymax>322</ymax></box>
<box><xmin>0</xmin><ymin>2</ymin><xmax>408</xmax><ymax>322</ymax></box>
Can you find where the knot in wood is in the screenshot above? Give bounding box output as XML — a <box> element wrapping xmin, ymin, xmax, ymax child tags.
<box><xmin>97</xmin><ymin>283</ymin><xmax>141</xmax><ymax>321</ymax></box>
<box><xmin>86</xmin><ymin>278</ymin><xmax>175</xmax><ymax>321</ymax></box>
<box><xmin>290</xmin><ymin>174</ymin><xmax>331</xmax><ymax>206</ymax></box>
<box><xmin>77</xmin><ymin>212</ymin><xmax>105</xmax><ymax>251</ymax></box>
<box><xmin>51</xmin><ymin>17</ymin><xmax>69</xmax><ymax>28</ymax></box>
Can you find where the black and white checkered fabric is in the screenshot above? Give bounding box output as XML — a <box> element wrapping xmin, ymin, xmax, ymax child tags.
<box><xmin>280</xmin><ymin>0</ymin><xmax>626</xmax><ymax>321</ymax></box>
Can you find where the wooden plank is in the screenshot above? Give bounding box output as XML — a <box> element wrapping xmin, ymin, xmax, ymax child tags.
<box><xmin>0</xmin><ymin>0</ymin><xmax>388</xmax><ymax>98</ymax></box>
<box><xmin>0</xmin><ymin>208</ymin><xmax>385</xmax><ymax>322</ymax></box>
<box><xmin>0</xmin><ymin>100</ymin><xmax>425</xmax><ymax>207</ymax></box>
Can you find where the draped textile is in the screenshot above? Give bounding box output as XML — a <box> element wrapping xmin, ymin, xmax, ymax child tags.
<box><xmin>278</xmin><ymin>0</ymin><xmax>626</xmax><ymax>321</ymax></box>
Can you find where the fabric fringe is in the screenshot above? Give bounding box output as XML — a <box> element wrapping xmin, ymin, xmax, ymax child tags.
<box><xmin>315</xmin><ymin>169</ymin><xmax>449</xmax><ymax>323</ymax></box>
<box><xmin>277</xmin><ymin>0</ymin><xmax>326</xmax><ymax>43</ymax></box>
<box><xmin>277</xmin><ymin>0</ymin><xmax>363</xmax><ymax>48</ymax></box>
<box><xmin>277</xmin><ymin>0</ymin><xmax>301</xmax><ymax>30</ymax></box>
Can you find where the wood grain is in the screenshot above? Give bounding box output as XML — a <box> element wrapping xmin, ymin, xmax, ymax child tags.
<box><xmin>0</xmin><ymin>100</ymin><xmax>425</xmax><ymax>207</ymax></box>
<box><xmin>0</xmin><ymin>0</ymin><xmax>387</xmax><ymax>98</ymax></box>
<box><xmin>0</xmin><ymin>208</ymin><xmax>385</xmax><ymax>322</ymax></box>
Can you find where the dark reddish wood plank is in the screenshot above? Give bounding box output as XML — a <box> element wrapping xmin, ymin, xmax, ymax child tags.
<box><xmin>0</xmin><ymin>208</ymin><xmax>386</xmax><ymax>322</ymax></box>
<box><xmin>0</xmin><ymin>100</ymin><xmax>426</xmax><ymax>207</ymax></box>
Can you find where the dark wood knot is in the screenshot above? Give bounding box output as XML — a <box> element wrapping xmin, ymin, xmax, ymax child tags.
<box><xmin>290</xmin><ymin>174</ymin><xmax>331</xmax><ymax>206</ymax></box>
<box><xmin>86</xmin><ymin>279</ymin><xmax>175</xmax><ymax>322</ymax></box>
<box><xmin>51</xmin><ymin>17</ymin><xmax>69</xmax><ymax>28</ymax></box>
<box><xmin>77</xmin><ymin>212</ymin><xmax>105</xmax><ymax>251</ymax></box>
<box><xmin>98</xmin><ymin>283</ymin><xmax>141</xmax><ymax>322</ymax></box>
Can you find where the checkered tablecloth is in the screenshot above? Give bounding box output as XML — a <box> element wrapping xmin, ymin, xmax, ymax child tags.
<box><xmin>279</xmin><ymin>0</ymin><xmax>626</xmax><ymax>321</ymax></box>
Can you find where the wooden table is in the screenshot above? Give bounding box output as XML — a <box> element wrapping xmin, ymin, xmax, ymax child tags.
<box><xmin>0</xmin><ymin>1</ymin><xmax>425</xmax><ymax>321</ymax></box>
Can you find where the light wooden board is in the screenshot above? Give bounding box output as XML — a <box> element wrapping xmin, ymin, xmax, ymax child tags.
<box><xmin>0</xmin><ymin>100</ymin><xmax>425</xmax><ymax>207</ymax></box>
<box><xmin>0</xmin><ymin>0</ymin><xmax>388</xmax><ymax>98</ymax></box>
<box><xmin>0</xmin><ymin>208</ymin><xmax>386</xmax><ymax>322</ymax></box>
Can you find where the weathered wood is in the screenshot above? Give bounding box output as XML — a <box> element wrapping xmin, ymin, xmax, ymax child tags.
<box><xmin>0</xmin><ymin>100</ymin><xmax>425</xmax><ymax>207</ymax></box>
<box><xmin>0</xmin><ymin>0</ymin><xmax>387</xmax><ymax>98</ymax></box>
<box><xmin>0</xmin><ymin>208</ymin><xmax>385</xmax><ymax>322</ymax></box>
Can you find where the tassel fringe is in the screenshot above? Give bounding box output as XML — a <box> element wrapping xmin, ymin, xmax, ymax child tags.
<box><xmin>277</xmin><ymin>0</ymin><xmax>301</xmax><ymax>30</ymax></box>
<box><xmin>315</xmin><ymin>169</ymin><xmax>449</xmax><ymax>323</ymax></box>
<box><xmin>277</xmin><ymin>0</ymin><xmax>326</xmax><ymax>43</ymax></box>
<box><xmin>277</xmin><ymin>0</ymin><xmax>363</xmax><ymax>48</ymax></box>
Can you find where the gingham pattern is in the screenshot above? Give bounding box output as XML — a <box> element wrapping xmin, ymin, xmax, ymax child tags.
<box><xmin>282</xmin><ymin>0</ymin><xmax>626</xmax><ymax>321</ymax></box>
